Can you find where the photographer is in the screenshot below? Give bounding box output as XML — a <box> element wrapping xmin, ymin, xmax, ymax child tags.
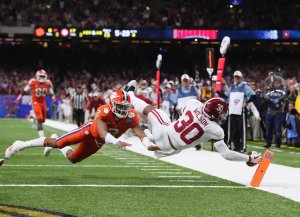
<box><xmin>285</xmin><ymin>102</ymin><xmax>299</xmax><ymax>147</ymax></box>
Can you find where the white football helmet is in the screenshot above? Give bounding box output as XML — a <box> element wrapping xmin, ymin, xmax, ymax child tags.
<box><xmin>36</xmin><ymin>69</ymin><xmax>48</xmax><ymax>83</ymax></box>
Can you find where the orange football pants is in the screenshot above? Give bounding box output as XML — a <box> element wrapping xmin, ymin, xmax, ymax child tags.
<box><xmin>56</xmin><ymin>122</ymin><xmax>103</xmax><ymax>163</ymax></box>
<box><xmin>32</xmin><ymin>102</ymin><xmax>47</xmax><ymax>122</ymax></box>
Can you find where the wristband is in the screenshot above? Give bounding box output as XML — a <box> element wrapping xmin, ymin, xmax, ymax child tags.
<box><xmin>105</xmin><ymin>133</ymin><xmax>120</xmax><ymax>146</ymax></box>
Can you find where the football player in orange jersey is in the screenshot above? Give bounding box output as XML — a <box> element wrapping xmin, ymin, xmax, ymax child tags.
<box><xmin>4</xmin><ymin>90</ymin><xmax>157</xmax><ymax>164</ymax></box>
<box><xmin>15</xmin><ymin>69</ymin><xmax>56</xmax><ymax>138</ymax></box>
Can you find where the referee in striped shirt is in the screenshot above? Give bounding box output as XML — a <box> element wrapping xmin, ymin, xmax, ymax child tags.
<box><xmin>71</xmin><ymin>85</ymin><xmax>88</xmax><ymax>127</ymax></box>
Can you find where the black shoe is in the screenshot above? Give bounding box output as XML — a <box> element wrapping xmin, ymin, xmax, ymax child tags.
<box><xmin>195</xmin><ymin>145</ymin><xmax>202</xmax><ymax>151</ymax></box>
<box><xmin>124</xmin><ymin>80</ymin><xmax>137</xmax><ymax>92</ymax></box>
<box><xmin>263</xmin><ymin>144</ymin><xmax>271</xmax><ymax>148</ymax></box>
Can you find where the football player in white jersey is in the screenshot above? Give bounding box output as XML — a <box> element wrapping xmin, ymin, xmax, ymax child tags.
<box><xmin>125</xmin><ymin>80</ymin><xmax>262</xmax><ymax>166</ymax></box>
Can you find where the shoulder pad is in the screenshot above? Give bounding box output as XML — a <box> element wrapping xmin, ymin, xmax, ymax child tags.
<box><xmin>46</xmin><ymin>79</ymin><xmax>53</xmax><ymax>86</ymax></box>
<box><xmin>28</xmin><ymin>78</ymin><xmax>36</xmax><ymax>85</ymax></box>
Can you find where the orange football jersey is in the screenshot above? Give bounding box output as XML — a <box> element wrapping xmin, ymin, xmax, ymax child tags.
<box><xmin>90</xmin><ymin>104</ymin><xmax>139</xmax><ymax>143</ymax></box>
<box><xmin>28</xmin><ymin>78</ymin><xmax>53</xmax><ymax>103</ymax></box>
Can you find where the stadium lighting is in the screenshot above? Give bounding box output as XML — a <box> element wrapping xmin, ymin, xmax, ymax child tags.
<box><xmin>35</xmin><ymin>28</ymin><xmax>45</xmax><ymax>37</ymax></box>
<box><xmin>61</xmin><ymin>28</ymin><xmax>69</xmax><ymax>37</ymax></box>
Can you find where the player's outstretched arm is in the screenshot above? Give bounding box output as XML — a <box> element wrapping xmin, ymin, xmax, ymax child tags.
<box><xmin>96</xmin><ymin>119</ymin><xmax>131</xmax><ymax>149</ymax></box>
<box><xmin>131</xmin><ymin>125</ymin><xmax>160</xmax><ymax>151</ymax></box>
<box><xmin>213</xmin><ymin>140</ymin><xmax>262</xmax><ymax>165</ymax></box>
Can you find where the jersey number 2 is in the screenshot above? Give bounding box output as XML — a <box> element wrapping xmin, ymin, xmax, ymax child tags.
<box><xmin>174</xmin><ymin>111</ymin><xmax>204</xmax><ymax>144</ymax></box>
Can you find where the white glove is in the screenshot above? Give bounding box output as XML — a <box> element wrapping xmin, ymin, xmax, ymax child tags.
<box><xmin>249</xmin><ymin>151</ymin><xmax>262</xmax><ymax>164</ymax></box>
<box><xmin>220</xmin><ymin>36</ymin><xmax>230</xmax><ymax>55</ymax></box>
<box><xmin>156</xmin><ymin>54</ymin><xmax>162</xmax><ymax>69</ymax></box>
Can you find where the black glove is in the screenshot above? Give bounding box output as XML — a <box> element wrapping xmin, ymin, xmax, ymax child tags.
<box><xmin>216</xmin><ymin>91</ymin><xmax>228</xmax><ymax>99</ymax></box>
<box><xmin>246</xmin><ymin>95</ymin><xmax>256</xmax><ymax>104</ymax></box>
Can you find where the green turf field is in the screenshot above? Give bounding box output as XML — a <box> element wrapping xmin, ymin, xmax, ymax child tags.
<box><xmin>0</xmin><ymin>119</ymin><xmax>299</xmax><ymax>217</ymax></box>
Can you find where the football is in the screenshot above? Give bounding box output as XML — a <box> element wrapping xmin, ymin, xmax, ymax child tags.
<box><xmin>246</xmin><ymin>151</ymin><xmax>257</xmax><ymax>167</ymax></box>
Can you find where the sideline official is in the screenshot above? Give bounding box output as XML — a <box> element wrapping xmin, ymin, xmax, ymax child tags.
<box><xmin>225</xmin><ymin>71</ymin><xmax>256</xmax><ymax>152</ymax></box>
<box><xmin>71</xmin><ymin>85</ymin><xmax>88</xmax><ymax>127</ymax></box>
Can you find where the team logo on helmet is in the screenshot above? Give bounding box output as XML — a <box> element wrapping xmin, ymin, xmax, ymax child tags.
<box><xmin>203</xmin><ymin>98</ymin><xmax>228</xmax><ymax>125</ymax></box>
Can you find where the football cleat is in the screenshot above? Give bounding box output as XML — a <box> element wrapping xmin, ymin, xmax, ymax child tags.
<box><xmin>5</xmin><ymin>141</ymin><xmax>24</xmax><ymax>159</ymax></box>
<box><xmin>44</xmin><ymin>147</ymin><xmax>53</xmax><ymax>157</ymax></box>
<box><xmin>0</xmin><ymin>159</ymin><xmax>4</xmax><ymax>166</ymax></box>
<box><xmin>124</xmin><ymin>80</ymin><xmax>137</xmax><ymax>92</ymax></box>
<box><xmin>44</xmin><ymin>134</ymin><xmax>58</xmax><ymax>157</ymax></box>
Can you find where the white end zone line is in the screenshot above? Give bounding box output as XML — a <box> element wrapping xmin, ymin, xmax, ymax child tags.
<box><xmin>0</xmin><ymin>184</ymin><xmax>247</xmax><ymax>188</ymax></box>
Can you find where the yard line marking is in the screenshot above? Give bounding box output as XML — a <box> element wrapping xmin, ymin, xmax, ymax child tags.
<box><xmin>126</xmin><ymin>162</ymin><xmax>165</xmax><ymax>165</ymax></box>
<box><xmin>158</xmin><ymin>176</ymin><xmax>201</xmax><ymax>178</ymax></box>
<box><xmin>142</xmin><ymin>169</ymin><xmax>182</xmax><ymax>171</ymax></box>
<box><xmin>115</xmin><ymin>158</ymin><xmax>145</xmax><ymax>160</ymax></box>
<box><xmin>250</xmin><ymin>145</ymin><xmax>265</xmax><ymax>150</ymax></box>
<box><xmin>169</xmin><ymin>180</ymin><xmax>218</xmax><ymax>183</ymax></box>
<box><xmin>120</xmin><ymin>160</ymin><xmax>153</xmax><ymax>162</ymax></box>
<box><xmin>3</xmin><ymin>164</ymin><xmax>172</xmax><ymax>168</ymax></box>
<box><xmin>288</xmin><ymin>152</ymin><xmax>300</xmax><ymax>155</ymax></box>
<box><xmin>150</xmin><ymin>172</ymin><xmax>192</xmax><ymax>174</ymax></box>
<box><xmin>0</xmin><ymin>184</ymin><xmax>246</xmax><ymax>188</ymax></box>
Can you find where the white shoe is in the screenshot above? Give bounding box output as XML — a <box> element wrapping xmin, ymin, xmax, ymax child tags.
<box><xmin>44</xmin><ymin>134</ymin><xmax>58</xmax><ymax>157</ymax></box>
<box><xmin>5</xmin><ymin>141</ymin><xmax>24</xmax><ymax>159</ymax></box>
<box><xmin>44</xmin><ymin>147</ymin><xmax>53</xmax><ymax>157</ymax></box>
<box><xmin>0</xmin><ymin>159</ymin><xmax>4</xmax><ymax>166</ymax></box>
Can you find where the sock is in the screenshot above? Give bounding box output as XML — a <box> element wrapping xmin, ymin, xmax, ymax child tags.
<box><xmin>59</xmin><ymin>146</ymin><xmax>73</xmax><ymax>158</ymax></box>
<box><xmin>21</xmin><ymin>137</ymin><xmax>46</xmax><ymax>150</ymax></box>
<box><xmin>128</xmin><ymin>91</ymin><xmax>149</xmax><ymax>114</ymax></box>
<box><xmin>38</xmin><ymin>130</ymin><xmax>44</xmax><ymax>138</ymax></box>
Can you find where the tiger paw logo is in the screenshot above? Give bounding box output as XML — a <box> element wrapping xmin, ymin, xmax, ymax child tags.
<box><xmin>233</xmin><ymin>99</ymin><xmax>240</xmax><ymax>105</ymax></box>
<box><xmin>0</xmin><ymin>204</ymin><xmax>76</xmax><ymax>217</ymax></box>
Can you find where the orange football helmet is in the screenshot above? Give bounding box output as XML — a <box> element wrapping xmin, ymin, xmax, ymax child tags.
<box><xmin>36</xmin><ymin>69</ymin><xmax>48</xmax><ymax>83</ymax></box>
<box><xmin>109</xmin><ymin>89</ymin><xmax>131</xmax><ymax>118</ymax></box>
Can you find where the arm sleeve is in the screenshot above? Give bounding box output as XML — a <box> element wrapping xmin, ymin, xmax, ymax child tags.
<box><xmin>213</xmin><ymin>140</ymin><xmax>248</xmax><ymax>161</ymax></box>
<box><xmin>245</xmin><ymin>85</ymin><xmax>255</xmax><ymax>99</ymax></box>
<box><xmin>24</xmin><ymin>85</ymin><xmax>31</xmax><ymax>92</ymax></box>
<box><xmin>48</xmin><ymin>88</ymin><xmax>54</xmax><ymax>95</ymax></box>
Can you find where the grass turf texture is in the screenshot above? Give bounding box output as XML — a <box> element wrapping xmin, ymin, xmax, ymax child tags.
<box><xmin>0</xmin><ymin>119</ymin><xmax>299</xmax><ymax>217</ymax></box>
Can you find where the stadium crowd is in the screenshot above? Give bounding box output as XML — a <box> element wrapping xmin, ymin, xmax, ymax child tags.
<box><xmin>1</xmin><ymin>0</ymin><xmax>300</xmax><ymax>29</ymax></box>
<box><xmin>1</xmin><ymin>57</ymin><xmax>300</xmax><ymax>149</ymax></box>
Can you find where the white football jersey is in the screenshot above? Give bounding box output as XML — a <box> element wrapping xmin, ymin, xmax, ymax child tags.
<box><xmin>166</xmin><ymin>100</ymin><xmax>224</xmax><ymax>150</ymax></box>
